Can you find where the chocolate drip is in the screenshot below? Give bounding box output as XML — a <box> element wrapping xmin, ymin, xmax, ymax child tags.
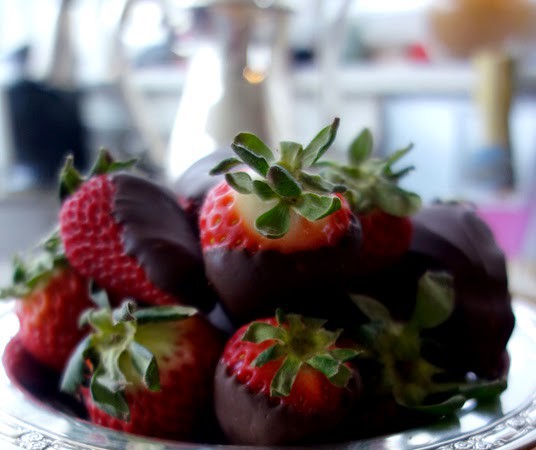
<box><xmin>112</xmin><ymin>173</ymin><xmax>214</xmax><ymax>310</ymax></box>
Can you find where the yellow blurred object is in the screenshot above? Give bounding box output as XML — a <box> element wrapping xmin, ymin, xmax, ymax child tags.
<box><xmin>429</xmin><ymin>0</ymin><xmax>536</xmax><ymax>57</ymax></box>
<box><xmin>426</xmin><ymin>0</ymin><xmax>536</xmax><ymax>191</ymax></box>
<box><xmin>473</xmin><ymin>51</ymin><xmax>514</xmax><ymax>158</ymax></box>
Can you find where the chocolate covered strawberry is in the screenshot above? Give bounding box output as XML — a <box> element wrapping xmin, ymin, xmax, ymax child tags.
<box><xmin>59</xmin><ymin>151</ymin><xmax>213</xmax><ymax>310</ymax></box>
<box><xmin>199</xmin><ymin>119</ymin><xmax>362</xmax><ymax>323</ymax></box>
<box><xmin>61</xmin><ymin>301</ymin><xmax>224</xmax><ymax>440</ymax></box>
<box><xmin>0</xmin><ymin>234</ymin><xmax>93</xmax><ymax>372</ymax></box>
<box><xmin>214</xmin><ymin>310</ymin><xmax>362</xmax><ymax>445</ymax></box>
<box><xmin>320</xmin><ymin>128</ymin><xmax>421</xmax><ymax>272</ymax></box>
<box><xmin>347</xmin><ymin>271</ymin><xmax>507</xmax><ymax>436</ymax></box>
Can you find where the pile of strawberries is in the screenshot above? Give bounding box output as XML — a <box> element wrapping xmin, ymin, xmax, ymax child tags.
<box><xmin>0</xmin><ymin>119</ymin><xmax>510</xmax><ymax>446</ymax></box>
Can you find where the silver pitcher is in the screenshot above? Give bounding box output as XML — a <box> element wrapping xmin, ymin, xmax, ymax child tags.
<box><xmin>162</xmin><ymin>0</ymin><xmax>293</xmax><ymax>180</ymax></box>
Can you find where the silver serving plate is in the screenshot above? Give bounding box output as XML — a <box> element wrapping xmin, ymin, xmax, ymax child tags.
<box><xmin>0</xmin><ymin>299</ymin><xmax>536</xmax><ymax>450</ymax></box>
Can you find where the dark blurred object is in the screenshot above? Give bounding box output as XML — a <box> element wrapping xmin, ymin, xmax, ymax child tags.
<box><xmin>4</xmin><ymin>0</ymin><xmax>88</xmax><ymax>189</ymax></box>
<box><xmin>6</xmin><ymin>77</ymin><xmax>88</xmax><ymax>187</ymax></box>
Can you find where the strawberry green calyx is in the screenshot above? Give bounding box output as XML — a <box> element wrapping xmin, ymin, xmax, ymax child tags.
<box><xmin>319</xmin><ymin>128</ymin><xmax>421</xmax><ymax>217</ymax></box>
<box><xmin>242</xmin><ymin>309</ymin><xmax>361</xmax><ymax>397</ymax></box>
<box><xmin>59</xmin><ymin>149</ymin><xmax>137</xmax><ymax>201</ymax></box>
<box><xmin>61</xmin><ymin>301</ymin><xmax>198</xmax><ymax>421</ymax></box>
<box><xmin>351</xmin><ymin>271</ymin><xmax>506</xmax><ymax>415</ymax></box>
<box><xmin>0</xmin><ymin>231</ymin><xmax>67</xmax><ymax>299</ymax></box>
<box><xmin>210</xmin><ymin>119</ymin><xmax>347</xmax><ymax>238</ymax></box>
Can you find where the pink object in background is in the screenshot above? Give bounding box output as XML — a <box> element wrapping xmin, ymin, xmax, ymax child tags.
<box><xmin>477</xmin><ymin>203</ymin><xmax>532</xmax><ymax>258</ymax></box>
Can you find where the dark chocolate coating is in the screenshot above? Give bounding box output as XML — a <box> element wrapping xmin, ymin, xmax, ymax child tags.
<box><xmin>112</xmin><ymin>173</ymin><xmax>215</xmax><ymax>310</ymax></box>
<box><xmin>406</xmin><ymin>203</ymin><xmax>514</xmax><ymax>377</ymax></box>
<box><xmin>348</xmin><ymin>202</ymin><xmax>514</xmax><ymax>377</ymax></box>
<box><xmin>213</xmin><ymin>361</ymin><xmax>360</xmax><ymax>445</ymax></box>
<box><xmin>204</xmin><ymin>217</ymin><xmax>363</xmax><ymax>325</ymax></box>
<box><xmin>173</xmin><ymin>148</ymin><xmax>233</xmax><ymax>231</ymax></box>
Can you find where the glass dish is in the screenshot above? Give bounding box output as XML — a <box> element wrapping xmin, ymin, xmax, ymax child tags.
<box><xmin>0</xmin><ymin>298</ymin><xmax>536</xmax><ymax>450</ymax></box>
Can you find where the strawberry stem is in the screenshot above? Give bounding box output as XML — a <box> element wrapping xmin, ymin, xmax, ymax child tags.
<box><xmin>59</xmin><ymin>149</ymin><xmax>137</xmax><ymax>202</ymax></box>
<box><xmin>210</xmin><ymin>119</ymin><xmax>346</xmax><ymax>238</ymax></box>
<box><xmin>319</xmin><ymin>128</ymin><xmax>422</xmax><ymax>217</ymax></box>
<box><xmin>242</xmin><ymin>310</ymin><xmax>361</xmax><ymax>397</ymax></box>
<box><xmin>349</xmin><ymin>271</ymin><xmax>505</xmax><ymax>415</ymax></box>
<box><xmin>61</xmin><ymin>301</ymin><xmax>198</xmax><ymax>420</ymax></box>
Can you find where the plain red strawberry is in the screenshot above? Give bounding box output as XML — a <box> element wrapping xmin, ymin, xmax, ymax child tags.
<box><xmin>1</xmin><ymin>236</ymin><xmax>93</xmax><ymax>373</ymax></box>
<box><xmin>214</xmin><ymin>311</ymin><xmax>361</xmax><ymax>445</ymax></box>
<box><xmin>14</xmin><ymin>267</ymin><xmax>92</xmax><ymax>372</ymax></box>
<box><xmin>61</xmin><ymin>302</ymin><xmax>224</xmax><ymax>441</ymax></box>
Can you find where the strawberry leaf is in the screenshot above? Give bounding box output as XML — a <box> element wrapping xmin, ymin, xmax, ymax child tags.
<box><xmin>349</xmin><ymin>128</ymin><xmax>373</xmax><ymax>165</ymax></box>
<box><xmin>89</xmin><ymin>148</ymin><xmax>136</xmax><ymax>176</ymax></box>
<box><xmin>132</xmin><ymin>304</ymin><xmax>197</xmax><ymax>324</ymax></box>
<box><xmin>280</xmin><ymin>141</ymin><xmax>302</xmax><ymax>168</ymax></box>
<box><xmin>255</xmin><ymin>202</ymin><xmax>291</xmax><ymax>238</ymax></box>
<box><xmin>59</xmin><ymin>155</ymin><xmax>85</xmax><ymax>201</ymax></box>
<box><xmin>320</xmin><ymin>129</ymin><xmax>421</xmax><ymax>217</ymax></box>
<box><xmin>329</xmin><ymin>348</ymin><xmax>361</xmax><ymax>362</ymax></box>
<box><xmin>232</xmin><ymin>134</ymin><xmax>273</xmax><ymax>176</ymax></box>
<box><xmin>326</xmin><ymin>363</ymin><xmax>354</xmax><ymax>388</ymax></box>
<box><xmin>252</xmin><ymin>343</ymin><xmax>286</xmax><ymax>367</ymax></box>
<box><xmin>293</xmin><ymin>193</ymin><xmax>341</xmax><ymax>222</ymax></box>
<box><xmin>60</xmin><ymin>335</ymin><xmax>92</xmax><ymax>394</ymax></box>
<box><xmin>244</xmin><ymin>311</ymin><xmax>360</xmax><ymax>398</ymax></box>
<box><xmin>267</xmin><ymin>165</ymin><xmax>302</xmax><ymax>197</ymax></box>
<box><xmin>397</xmin><ymin>393</ymin><xmax>467</xmax><ymax>416</ymax></box>
<box><xmin>233</xmin><ymin>132</ymin><xmax>275</xmax><ymax>163</ymax></box>
<box><xmin>90</xmin><ymin>366</ymin><xmax>130</xmax><ymax>421</ymax></box>
<box><xmin>411</xmin><ymin>271</ymin><xmax>454</xmax><ymax>330</ymax></box>
<box><xmin>384</xmin><ymin>144</ymin><xmax>413</xmax><ymax>170</ymax></box>
<box><xmin>211</xmin><ymin>121</ymin><xmax>346</xmax><ymax>239</ymax></box>
<box><xmin>252</xmin><ymin>180</ymin><xmax>277</xmax><ymax>200</ymax></box>
<box><xmin>242</xmin><ymin>322</ymin><xmax>287</xmax><ymax>343</ymax></box>
<box><xmin>458</xmin><ymin>378</ymin><xmax>507</xmax><ymax>401</ymax></box>
<box><xmin>271</xmin><ymin>356</ymin><xmax>302</xmax><ymax>397</ymax></box>
<box><xmin>62</xmin><ymin>302</ymin><xmax>200</xmax><ymax>424</ymax></box>
<box><xmin>275</xmin><ymin>308</ymin><xmax>286</xmax><ymax>326</ymax></box>
<box><xmin>301</xmin><ymin>118</ymin><xmax>340</xmax><ymax>168</ymax></box>
<box><xmin>306</xmin><ymin>353</ymin><xmax>342</xmax><ymax>379</ymax></box>
<box><xmin>372</xmin><ymin>181</ymin><xmax>422</xmax><ymax>217</ymax></box>
<box><xmin>210</xmin><ymin>157</ymin><xmax>243</xmax><ymax>175</ymax></box>
<box><xmin>226</xmin><ymin>172</ymin><xmax>254</xmax><ymax>194</ymax></box>
<box><xmin>12</xmin><ymin>257</ymin><xmax>26</xmax><ymax>284</ymax></box>
<box><xmin>352</xmin><ymin>295</ymin><xmax>392</xmax><ymax>323</ymax></box>
<box><xmin>299</xmin><ymin>172</ymin><xmax>346</xmax><ymax>195</ymax></box>
<box><xmin>0</xmin><ymin>230</ymin><xmax>71</xmax><ymax>300</ymax></box>
<box><xmin>302</xmin><ymin>316</ymin><xmax>328</xmax><ymax>330</ymax></box>
<box><xmin>129</xmin><ymin>341</ymin><xmax>160</xmax><ymax>391</ymax></box>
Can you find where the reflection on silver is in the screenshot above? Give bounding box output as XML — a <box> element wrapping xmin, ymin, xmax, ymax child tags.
<box><xmin>0</xmin><ymin>299</ymin><xmax>535</xmax><ymax>450</ymax></box>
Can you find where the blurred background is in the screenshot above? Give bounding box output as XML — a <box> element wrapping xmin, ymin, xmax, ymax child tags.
<box><xmin>1</xmin><ymin>0</ymin><xmax>536</xmax><ymax>266</ymax></box>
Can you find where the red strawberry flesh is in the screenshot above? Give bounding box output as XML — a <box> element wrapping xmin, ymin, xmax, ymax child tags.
<box><xmin>200</xmin><ymin>181</ymin><xmax>352</xmax><ymax>254</ymax></box>
<box><xmin>15</xmin><ymin>267</ymin><xmax>92</xmax><ymax>372</ymax></box>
